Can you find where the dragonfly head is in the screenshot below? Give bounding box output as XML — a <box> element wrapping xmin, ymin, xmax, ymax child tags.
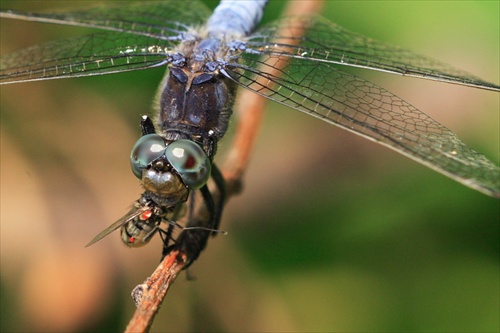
<box><xmin>141</xmin><ymin>161</ymin><xmax>189</xmax><ymax>206</ymax></box>
<box><xmin>130</xmin><ymin>134</ymin><xmax>211</xmax><ymax>206</ymax></box>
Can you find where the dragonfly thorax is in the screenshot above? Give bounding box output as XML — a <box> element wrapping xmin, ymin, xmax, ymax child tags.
<box><xmin>158</xmin><ymin>65</ymin><xmax>237</xmax><ymax>146</ymax></box>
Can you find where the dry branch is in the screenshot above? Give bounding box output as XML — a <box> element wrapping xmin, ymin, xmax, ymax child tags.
<box><xmin>124</xmin><ymin>249</ymin><xmax>187</xmax><ymax>333</ymax></box>
<box><xmin>124</xmin><ymin>1</ymin><xmax>323</xmax><ymax>332</ymax></box>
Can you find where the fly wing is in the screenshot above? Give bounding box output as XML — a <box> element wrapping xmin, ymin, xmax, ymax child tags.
<box><xmin>85</xmin><ymin>206</ymin><xmax>144</xmax><ymax>247</ymax></box>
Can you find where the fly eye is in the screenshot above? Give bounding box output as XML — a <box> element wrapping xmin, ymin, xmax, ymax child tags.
<box><xmin>130</xmin><ymin>134</ymin><xmax>167</xmax><ymax>179</ymax></box>
<box><xmin>165</xmin><ymin>140</ymin><xmax>211</xmax><ymax>189</ymax></box>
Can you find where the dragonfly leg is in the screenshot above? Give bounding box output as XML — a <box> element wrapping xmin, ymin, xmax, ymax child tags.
<box><xmin>210</xmin><ymin>163</ymin><xmax>226</xmax><ymax>232</ymax></box>
<box><xmin>166</xmin><ymin>184</ymin><xmax>214</xmax><ymax>268</ymax></box>
<box><xmin>160</xmin><ymin>223</ymin><xmax>176</xmax><ymax>259</ymax></box>
<box><xmin>140</xmin><ymin>115</ymin><xmax>157</xmax><ymax>135</ymax></box>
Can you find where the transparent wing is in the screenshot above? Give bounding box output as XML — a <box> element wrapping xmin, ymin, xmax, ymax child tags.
<box><xmin>0</xmin><ymin>1</ymin><xmax>210</xmax><ymax>38</ymax></box>
<box><xmin>0</xmin><ymin>1</ymin><xmax>211</xmax><ymax>83</ymax></box>
<box><xmin>85</xmin><ymin>206</ymin><xmax>144</xmax><ymax>247</ymax></box>
<box><xmin>1</xmin><ymin>32</ymin><xmax>174</xmax><ymax>83</ymax></box>
<box><xmin>246</xmin><ymin>15</ymin><xmax>500</xmax><ymax>91</ymax></box>
<box><xmin>225</xmin><ymin>55</ymin><xmax>500</xmax><ymax>197</ymax></box>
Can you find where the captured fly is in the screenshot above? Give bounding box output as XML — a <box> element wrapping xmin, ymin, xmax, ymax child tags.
<box><xmin>85</xmin><ymin>193</ymin><xmax>183</xmax><ymax>248</ymax></box>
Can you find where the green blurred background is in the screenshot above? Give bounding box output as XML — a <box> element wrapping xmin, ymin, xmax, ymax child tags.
<box><xmin>1</xmin><ymin>1</ymin><xmax>498</xmax><ymax>332</ymax></box>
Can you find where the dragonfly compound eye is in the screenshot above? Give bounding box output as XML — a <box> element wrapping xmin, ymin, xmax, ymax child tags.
<box><xmin>165</xmin><ymin>140</ymin><xmax>211</xmax><ymax>189</ymax></box>
<box><xmin>130</xmin><ymin>134</ymin><xmax>167</xmax><ymax>179</ymax></box>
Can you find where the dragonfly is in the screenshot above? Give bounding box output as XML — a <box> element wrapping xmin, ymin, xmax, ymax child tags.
<box><xmin>1</xmin><ymin>0</ymin><xmax>499</xmax><ymax>267</ymax></box>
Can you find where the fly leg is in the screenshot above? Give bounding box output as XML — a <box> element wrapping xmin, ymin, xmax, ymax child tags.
<box><xmin>140</xmin><ymin>224</ymin><xmax>160</xmax><ymax>244</ymax></box>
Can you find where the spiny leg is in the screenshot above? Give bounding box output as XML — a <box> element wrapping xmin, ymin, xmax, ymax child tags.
<box><xmin>160</xmin><ymin>222</ymin><xmax>176</xmax><ymax>259</ymax></box>
<box><xmin>170</xmin><ymin>184</ymin><xmax>215</xmax><ymax>268</ymax></box>
<box><xmin>140</xmin><ymin>115</ymin><xmax>156</xmax><ymax>135</ymax></box>
<box><xmin>210</xmin><ymin>163</ymin><xmax>226</xmax><ymax>233</ymax></box>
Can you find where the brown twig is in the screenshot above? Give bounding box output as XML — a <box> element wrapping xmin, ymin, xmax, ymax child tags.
<box><xmin>124</xmin><ymin>249</ymin><xmax>187</xmax><ymax>333</ymax></box>
<box><xmin>124</xmin><ymin>1</ymin><xmax>323</xmax><ymax>332</ymax></box>
<box><xmin>222</xmin><ymin>0</ymin><xmax>323</xmax><ymax>190</ymax></box>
